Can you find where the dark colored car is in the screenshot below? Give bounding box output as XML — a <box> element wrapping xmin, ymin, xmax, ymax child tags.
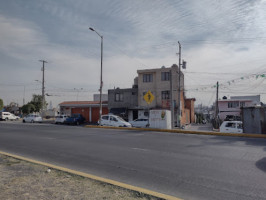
<box><xmin>64</xmin><ymin>114</ymin><xmax>85</xmax><ymax>125</ymax></box>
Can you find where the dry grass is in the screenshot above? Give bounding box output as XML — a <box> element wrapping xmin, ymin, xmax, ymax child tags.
<box><xmin>0</xmin><ymin>155</ymin><xmax>161</xmax><ymax>200</ymax></box>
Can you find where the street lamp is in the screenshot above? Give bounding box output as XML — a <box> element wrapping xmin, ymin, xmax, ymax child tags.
<box><xmin>89</xmin><ymin>27</ymin><xmax>103</xmax><ymax>126</ymax></box>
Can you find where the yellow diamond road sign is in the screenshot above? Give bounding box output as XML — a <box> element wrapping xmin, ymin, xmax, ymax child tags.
<box><xmin>144</xmin><ymin>90</ymin><xmax>154</xmax><ymax>104</ymax></box>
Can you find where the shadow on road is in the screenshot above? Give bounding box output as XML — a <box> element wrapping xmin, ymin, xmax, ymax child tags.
<box><xmin>186</xmin><ymin>135</ymin><xmax>266</xmax><ymax>173</ymax></box>
<box><xmin>256</xmin><ymin>157</ymin><xmax>266</xmax><ymax>173</ymax></box>
<box><xmin>186</xmin><ymin>134</ymin><xmax>266</xmax><ymax>151</ymax></box>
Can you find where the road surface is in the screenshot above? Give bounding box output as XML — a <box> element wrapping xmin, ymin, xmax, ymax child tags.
<box><xmin>0</xmin><ymin>122</ymin><xmax>266</xmax><ymax>200</ymax></box>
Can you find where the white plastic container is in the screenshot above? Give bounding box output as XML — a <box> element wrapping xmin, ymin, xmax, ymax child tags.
<box><xmin>149</xmin><ymin>110</ymin><xmax>171</xmax><ymax>129</ymax></box>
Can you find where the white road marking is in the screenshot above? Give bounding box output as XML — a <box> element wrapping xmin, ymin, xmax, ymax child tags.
<box><xmin>132</xmin><ymin>147</ymin><xmax>149</xmax><ymax>151</ymax></box>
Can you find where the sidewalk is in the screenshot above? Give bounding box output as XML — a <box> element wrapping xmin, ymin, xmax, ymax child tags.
<box><xmin>184</xmin><ymin>123</ymin><xmax>214</xmax><ymax>132</ymax></box>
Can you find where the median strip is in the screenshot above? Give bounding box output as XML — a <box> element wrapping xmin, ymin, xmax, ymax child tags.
<box><xmin>0</xmin><ymin>151</ymin><xmax>183</xmax><ymax>200</ymax></box>
<box><xmin>85</xmin><ymin>125</ymin><xmax>266</xmax><ymax>139</ymax></box>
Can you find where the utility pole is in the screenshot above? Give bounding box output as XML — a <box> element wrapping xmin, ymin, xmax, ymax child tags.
<box><xmin>170</xmin><ymin>68</ymin><xmax>174</xmax><ymax>129</ymax></box>
<box><xmin>39</xmin><ymin>60</ymin><xmax>47</xmax><ymax>116</ymax></box>
<box><xmin>23</xmin><ymin>85</ymin><xmax>25</xmax><ymax>105</ymax></box>
<box><xmin>177</xmin><ymin>41</ymin><xmax>182</xmax><ymax>128</ymax></box>
<box><xmin>215</xmin><ymin>81</ymin><xmax>219</xmax><ymax>119</ymax></box>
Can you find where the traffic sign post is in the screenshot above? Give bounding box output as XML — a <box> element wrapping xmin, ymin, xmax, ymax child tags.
<box><xmin>144</xmin><ymin>91</ymin><xmax>154</xmax><ymax>127</ymax></box>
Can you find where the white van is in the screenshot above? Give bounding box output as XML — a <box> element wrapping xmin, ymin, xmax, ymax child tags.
<box><xmin>219</xmin><ymin>121</ymin><xmax>243</xmax><ymax>133</ymax></box>
<box><xmin>99</xmin><ymin>114</ymin><xmax>132</xmax><ymax>127</ymax></box>
<box><xmin>0</xmin><ymin>112</ymin><xmax>20</xmax><ymax>121</ymax></box>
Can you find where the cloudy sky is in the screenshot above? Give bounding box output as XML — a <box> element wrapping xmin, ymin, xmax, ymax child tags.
<box><xmin>1</xmin><ymin>0</ymin><xmax>266</xmax><ymax>107</ymax></box>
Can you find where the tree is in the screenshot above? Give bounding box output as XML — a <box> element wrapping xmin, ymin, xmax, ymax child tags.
<box><xmin>21</xmin><ymin>103</ymin><xmax>35</xmax><ymax>115</ymax></box>
<box><xmin>20</xmin><ymin>94</ymin><xmax>46</xmax><ymax>115</ymax></box>
<box><xmin>30</xmin><ymin>94</ymin><xmax>45</xmax><ymax>112</ymax></box>
<box><xmin>0</xmin><ymin>98</ymin><xmax>3</xmax><ymax>111</ymax></box>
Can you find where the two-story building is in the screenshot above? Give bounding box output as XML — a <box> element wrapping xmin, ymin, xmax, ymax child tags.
<box><xmin>108</xmin><ymin>64</ymin><xmax>196</xmax><ymax>126</ymax></box>
<box><xmin>137</xmin><ymin>64</ymin><xmax>183</xmax><ymax>109</ymax></box>
<box><xmin>218</xmin><ymin>95</ymin><xmax>260</xmax><ymax>120</ymax></box>
<box><xmin>108</xmin><ymin>86</ymin><xmax>138</xmax><ymax>121</ymax></box>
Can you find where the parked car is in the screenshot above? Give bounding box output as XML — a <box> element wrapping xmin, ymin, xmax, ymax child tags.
<box><xmin>55</xmin><ymin>115</ymin><xmax>69</xmax><ymax>124</ymax></box>
<box><xmin>99</xmin><ymin>114</ymin><xmax>132</xmax><ymax>127</ymax></box>
<box><xmin>0</xmin><ymin>112</ymin><xmax>20</xmax><ymax>121</ymax></box>
<box><xmin>23</xmin><ymin>114</ymin><xmax>42</xmax><ymax>123</ymax></box>
<box><xmin>64</xmin><ymin>114</ymin><xmax>85</xmax><ymax>125</ymax></box>
<box><xmin>129</xmin><ymin>118</ymin><xmax>149</xmax><ymax>128</ymax></box>
<box><xmin>224</xmin><ymin>115</ymin><xmax>241</xmax><ymax>121</ymax></box>
<box><xmin>219</xmin><ymin>121</ymin><xmax>243</xmax><ymax>133</ymax></box>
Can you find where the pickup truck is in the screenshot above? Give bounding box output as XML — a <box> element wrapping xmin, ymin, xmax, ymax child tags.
<box><xmin>64</xmin><ymin>113</ymin><xmax>85</xmax><ymax>125</ymax></box>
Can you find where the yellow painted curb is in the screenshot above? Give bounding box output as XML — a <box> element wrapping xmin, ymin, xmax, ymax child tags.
<box><xmin>85</xmin><ymin>125</ymin><xmax>266</xmax><ymax>139</ymax></box>
<box><xmin>0</xmin><ymin>151</ymin><xmax>183</xmax><ymax>200</ymax></box>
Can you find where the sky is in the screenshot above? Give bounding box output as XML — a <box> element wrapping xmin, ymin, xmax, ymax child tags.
<box><xmin>1</xmin><ymin>0</ymin><xmax>266</xmax><ymax>108</ymax></box>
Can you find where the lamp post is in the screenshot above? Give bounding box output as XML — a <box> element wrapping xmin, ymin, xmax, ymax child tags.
<box><xmin>89</xmin><ymin>27</ymin><xmax>103</xmax><ymax>125</ymax></box>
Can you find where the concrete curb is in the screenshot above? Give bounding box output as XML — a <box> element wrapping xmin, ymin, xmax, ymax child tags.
<box><xmin>85</xmin><ymin>125</ymin><xmax>266</xmax><ymax>139</ymax></box>
<box><xmin>0</xmin><ymin>151</ymin><xmax>182</xmax><ymax>200</ymax></box>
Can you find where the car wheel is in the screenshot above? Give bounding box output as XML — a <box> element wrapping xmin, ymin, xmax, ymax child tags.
<box><xmin>31</xmin><ymin>120</ymin><xmax>34</xmax><ymax>123</ymax></box>
<box><xmin>23</xmin><ymin>120</ymin><xmax>25</xmax><ymax>123</ymax></box>
<box><xmin>5</xmin><ymin>118</ymin><xmax>8</xmax><ymax>121</ymax></box>
<box><xmin>76</xmin><ymin>121</ymin><xmax>80</xmax><ymax>125</ymax></box>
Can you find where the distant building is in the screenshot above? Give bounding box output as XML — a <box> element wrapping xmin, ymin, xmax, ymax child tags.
<box><xmin>218</xmin><ymin>95</ymin><xmax>260</xmax><ymax>120</ymax></box>
<box><xmin>59</xmin><ymin>101</ymin><xmax>108</xmax><ymax>123</ymax></box>
<box><xmin>230</xmin><ymin>95</ymin><xmax>260</xmax><ymax>104</ymax></box>
<box><xmin>93</xmin><ymin>94</ymin><xmax>108</xmax><ymax>102</ymax></box>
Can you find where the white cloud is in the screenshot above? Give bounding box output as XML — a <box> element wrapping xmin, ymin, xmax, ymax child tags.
<box><xmin>1</xmin><ymin>0</ymin><xmax>266</xmax><ymax>107</ymax></box>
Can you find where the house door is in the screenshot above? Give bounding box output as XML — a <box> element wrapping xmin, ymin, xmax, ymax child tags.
<box><xmin>133</xmin><ymin>110</ymin><xmax>138</xmax><ymax>120</ymax></box>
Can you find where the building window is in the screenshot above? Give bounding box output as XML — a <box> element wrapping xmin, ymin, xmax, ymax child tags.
<box><xmin>162</xmin><ymin>91</ymin><xmax>170</xmax><ymax>100</ymax></box>
<box><xmin>115</xmin><ymin>93</ymin><xmax>124</xmax><ymax>102</ymax></box>
<box><xmin>161</xmin><ymin>72</ymin><xmax>170</xmax><ymax>81</ymax></box>
<box><xmin>143</xmin><ymin>74</ymin><xmax>153</xmax><ymax>82</ymax></box>
<box><xmin>240</xmin><ymin>102</ymin><xmax>245</xmax><ymax>107</ymax></box>
<box><xmin>228</xmin><ymin>101</ymin><xmax>239</xmax><ymax>108</ymax></box>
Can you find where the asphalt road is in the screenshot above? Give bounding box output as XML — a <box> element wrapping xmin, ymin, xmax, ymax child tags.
<box><xmin>1</xmin><ymin>121</ymin><xmax>266</xmax><ymax>200</ymax></box>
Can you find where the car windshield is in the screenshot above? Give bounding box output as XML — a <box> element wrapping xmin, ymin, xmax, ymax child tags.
<box><xmin>117</xmin><ymin>116</ymin><xmax>126</xmax><ymax>122</ymax></box>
